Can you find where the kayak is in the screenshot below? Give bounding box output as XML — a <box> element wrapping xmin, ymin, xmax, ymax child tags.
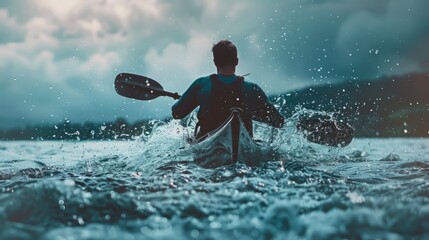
<box><xmin>191</xmin><ymin>109</ymin><xmax>268</xmax><ymax>168</ymax></box>
<box><xmin>189</xmin><ymin>110</ymin><xmax>355</xmax><ymax>168</ymax></box>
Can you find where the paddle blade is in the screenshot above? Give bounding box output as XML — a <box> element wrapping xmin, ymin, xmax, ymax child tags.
<box><xmin>115</xmin><ymin>73</ymin><xmax>164</xmax><ymax>100</ymax></box>
<box><xmin>297</xmin><ymin>118</ymin><xmax>354</xmax><ymax>147</ymax></box>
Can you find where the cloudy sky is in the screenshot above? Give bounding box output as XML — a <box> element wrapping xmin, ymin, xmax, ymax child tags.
<box><xmin>1</xmin><ymin>0</ymin><xmax>428</xmax><ymax>129</ymax></box>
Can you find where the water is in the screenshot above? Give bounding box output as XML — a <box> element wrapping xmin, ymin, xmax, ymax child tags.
<box><xmin>1</xmin><ymin>122</ymin><xmax>429</xmax><ymax>239</ymax></box>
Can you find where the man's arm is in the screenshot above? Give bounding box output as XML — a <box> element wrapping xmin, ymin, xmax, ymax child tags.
<box><xmin>171</xmin><ymin>79</ymin><xmax>201</xmax><ymax>119</ymax></box>
<box><xmin>251</xmin><ymin>84</ymin><xmax>285</xmax><ymax>128</ymax></box>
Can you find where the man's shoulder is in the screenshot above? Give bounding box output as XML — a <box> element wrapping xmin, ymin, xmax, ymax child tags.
<box><xmin>189</xmin><ymin>75</ymin><xmax>211</xmax><ymax>88</ymax></box>
<box><xmin>194</xmin><ymin>75</ymin><xmax>212</xmax><ymax>84</ymax></box>
<box><xmin>242</xmin><ymin>78</ymin><xmax>261</xmax><ymax>91</ymax></box>
<box><xmin>242</xmin><ymin>79</ymin><xmax>256</xmax><ymax>86</ymax></box>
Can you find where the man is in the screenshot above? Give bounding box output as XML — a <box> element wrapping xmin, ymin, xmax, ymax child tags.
<box><xmin>172</xmin><ymin>40</ymin><xmax>284</xmax><ymax>138</ymax></box>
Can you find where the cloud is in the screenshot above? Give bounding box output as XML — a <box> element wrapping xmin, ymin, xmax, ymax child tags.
<box><xmin>0</xmin><ymin>9</ymin><xmax>25</xmax><ymax>43</ymax></box>
<box><xmin>0</xmin><ymin>0</ymin><xmax>428</xmax><ymax>129</ymax></box>
<box><xmin>144</xmin><ymin>33</ymin><xmax>214</xmax><ymax>91</ymax></box>
<box><xmin>234</xmin><ymin>0</ymin><xmax>429</xmax><ymax>83</ymax></box>
<box><xmin>334</xmin><ymin>0</ymin><xmax>429</xmax><ymax>78</ymax></box>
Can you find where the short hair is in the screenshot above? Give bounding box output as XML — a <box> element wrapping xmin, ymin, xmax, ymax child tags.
<box><xmin>212</xmin><ymin>40</ymin><xmax>238</xmax><ymax>68</ymax></box>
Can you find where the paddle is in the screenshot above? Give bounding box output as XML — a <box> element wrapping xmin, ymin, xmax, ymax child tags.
<box><xmin>115</xmin><ymin>73</ymin><xmax>180</xmax><ymax>100</ymax></box>
<box><xmin>114</xmin><ymin>72</ymin><xmax>354</xmax><ymax>147</ymax></box>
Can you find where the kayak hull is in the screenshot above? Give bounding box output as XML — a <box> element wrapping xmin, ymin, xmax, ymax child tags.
<box><xmin>191</xmin><ymin>110</ymin><xmax>265</xmax><ymax>168</ymax></box>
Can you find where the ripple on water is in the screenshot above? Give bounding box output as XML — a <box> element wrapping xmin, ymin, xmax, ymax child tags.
<box><xmin>0</xmin><ymin>136</ymin><xmax>429</xmax><ymax>239</ymax></box>
<box><xmin>380</xmin><ymin>153</ymin><xmax>401</xmax><ymax>162</ymax></box>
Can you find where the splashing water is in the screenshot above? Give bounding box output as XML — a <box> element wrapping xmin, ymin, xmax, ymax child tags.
<box><xmin>1</xmin><ymin>113</ymin><xmax>429</xmax><ymax>239</ymax></box>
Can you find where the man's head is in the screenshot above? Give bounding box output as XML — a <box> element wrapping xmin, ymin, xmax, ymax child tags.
<box><xmin>212</xmin><ymin>40</ymin><xmax>238</xmax><ymax>68</ymax></box>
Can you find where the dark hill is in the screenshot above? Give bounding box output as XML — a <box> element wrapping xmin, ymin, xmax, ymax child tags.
<box><xmin>275</xmin><ymin>73</ymin><xmax>429</xmax><ymax>137</ymax></box>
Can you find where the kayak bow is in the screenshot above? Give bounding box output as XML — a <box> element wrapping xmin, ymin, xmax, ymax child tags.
<box><xmin>191</xmin><ymin>109</ymin><xmax>267</xmax><ymax>168</ymax></box>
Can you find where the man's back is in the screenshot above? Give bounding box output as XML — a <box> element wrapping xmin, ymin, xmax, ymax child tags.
<box><xmin>172</xmin><ymin>40</ymin><xmax>284</xmax><ymax>137</ymax></box>
<box><xmin>172</xmin><ymin>74</ymin><xmax>284</xmax><ymax>137</ymax></box>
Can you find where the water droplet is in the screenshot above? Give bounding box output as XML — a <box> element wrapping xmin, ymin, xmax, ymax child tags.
<box><xmin>77</xmin><ymin>217</ymin><xmax>84</xmax><ymax>225</ymax></box>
